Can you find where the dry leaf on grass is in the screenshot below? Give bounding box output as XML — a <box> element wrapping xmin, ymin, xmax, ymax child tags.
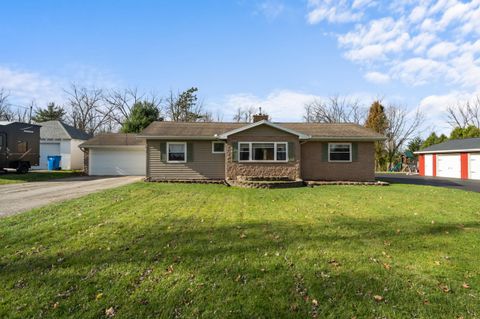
<box><xmin>373</xmin><ymin>295</ymin><xmax>384</xmax><ymax>302</ymax></box>
<box><xmin>462</xmin><ymin>283</ymin><xmax>470</xmax><ymax>289</ymax></box>
<box><xmin>105</xmin><ymin>307</ymin><xmax>116</xmax><ymax>317</ymax></box>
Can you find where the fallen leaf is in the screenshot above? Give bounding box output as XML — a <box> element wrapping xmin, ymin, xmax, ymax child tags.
<box><xmin>423</xmin><ymin>299</ymin><xmax>430</xmax><ymax>305</ymax></box>
<box><xmin>165</xmin><ymin>265</ymin><xmax>174</xmax><ymax>274</ymax></box>
<box><xmin>383</xmin><ymin>263</ymin><xmax>391</xmax><ymax>270</ymax></box>
<box><xmin>373</xmin><ymin>295</ymin><xmax>384</xmax><ymax>302</ymax></box>
<box><xmin>240</xmin><ymin>233</ymin><xmax>246</xmax><ymax>239</ymax></box>
<box><xmin>462</xmin><ymin>283</ymin><xmax>470</xmax><ymax>289</ymax></box>
<box><xmin>96</xmin><ymin>293</ymin><xmax>103</xmax><ymax>300</ymax></box>
<box><xmin>439</xmin><ymin>284</ymin><xmax>450</xmax><ymax>293</ymax></box>
<box><xmin>312</xmin><ymin>299</ymin><xmax>318</xmax><ymax>306</ymax></box>
<box><xmin>53</xmin><ymin>302</ymin><xmax>59</xmax><ymax>309</ymax></box>
<box><xmin>105</xmin><ymin>307</ymin><xmax>116</xmax><ymax>317</ymax></box>
<box><xmin>434</xmin><ymin>261</ymin><xmax>441</xmax><ymax>266</ymax></box>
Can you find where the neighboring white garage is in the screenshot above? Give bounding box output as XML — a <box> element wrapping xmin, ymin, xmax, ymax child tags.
<box><xmin>437</xmin><ymin>154</ymin><xmax>461</xmax><ymax>179</ymax></box>
<box><xmin>32</xmin><ymin>121</ymin><xmax>91</xmax><ymax>170</ymax></box>
<box><xmin>416</xmin><ymin>137</ymin><xmax>480</xmax><ymax>180</ymax></box>
<box><xmin>80</xmin><ymin>133</ymin><xmax>146</xmax><ymax>176</ymax></box>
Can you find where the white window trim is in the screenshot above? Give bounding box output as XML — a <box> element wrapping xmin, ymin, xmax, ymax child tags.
<box><xmin>328</xmin><ymin>142</ymin><xmax>352</xmax><ymax>163</ymax></box>
<box><xmin>166</xmin><ymin>142</ymin><xmax>187</xmax><ymax>163</ymax></box>
<box><xmin>238</xmin><ymin>142</ymin><xmax>288</xmax><ymax>163</ymax></box>
<box><xmin>212</xmin><ymin>141</ymin><xmax>225</xmax><ymax>154</ymax></box>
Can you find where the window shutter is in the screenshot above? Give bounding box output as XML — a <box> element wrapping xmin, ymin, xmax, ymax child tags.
<box><xmin>187</xmin><ymin>142</ymin><xmax>194</xmax><ymax>162</ymax></box>
<box><xmin>160</xmin><ymin>142</ymin><xmax>167</xmax><ymax>163</ymax></box>
<box><xmin>352</xmin><ymin>142</ymin><xmax>358</xmax><ymax>161</ymax></box>
<box><xmin>288</xmin><ymin>142</ymin><xmax>295</xmax><ymax>161</ymax></box>
<box><xmin>322</xmin><ymin>143</ymin><xmax>329</xmax><ymax>162</ymax></box>
<box><xmin>232</xmin><ymin>142</ymin><xmax>238</xmax><ymax>162</ymax></box>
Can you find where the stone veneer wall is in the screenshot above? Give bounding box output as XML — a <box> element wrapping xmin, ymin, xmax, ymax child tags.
<box><xmin>225</xmin><ymin>134</ymin><xmax>301</xmax><ymax>181</ymax></box>
<box><xmin>83</xmin><ymin>148</ymin><xmax>89</xmax><ymax>175</ymax></box>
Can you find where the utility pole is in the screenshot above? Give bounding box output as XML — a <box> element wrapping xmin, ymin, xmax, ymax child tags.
<box><xmin>28</xmin><ymin>101</ymin><xmax>33</xmax><ymax>124</ymax></box>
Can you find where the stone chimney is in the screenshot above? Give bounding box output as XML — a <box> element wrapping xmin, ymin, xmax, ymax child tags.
<box><xmin>252</xmin><ymin>107</ymin><xmax>269</xmax><ymax>122</ymax></box>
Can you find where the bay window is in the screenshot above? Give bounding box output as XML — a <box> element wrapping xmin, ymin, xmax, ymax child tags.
<box><xmin>238</xmin><ymin>142</ymin><xmax>288</xmax><ymax>162</ymax></box>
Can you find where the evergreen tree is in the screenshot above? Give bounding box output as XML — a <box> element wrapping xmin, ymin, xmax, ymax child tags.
<box><xmin>121</xmin><ymin>101</ymin><xmax>160</xmax><ymax>133</ymax></box>
<box><xmin>421</xmin><ymin>132</ymin><xmax>448</xmax><ymax>149</ymax></box>
<box><xmin>407</xmin><ymin>136</ymin><xmax>423</xmax><ymax>153</ymax></box>
<box><xmin>32</xmin><ymin>102</ymin><xmax>66</xmax><ymax>122</ymax></box>
<box><xmin>365</xmin><ymin>101</ymin><xmax>388</xmax><ymax>170</ymax></box>
<box><xmin>450</xmin><ymin>125</ymin><xmax>480</xmax><ymax>139</ymax></box>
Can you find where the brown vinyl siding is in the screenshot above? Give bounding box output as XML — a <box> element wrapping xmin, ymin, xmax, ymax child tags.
<box><xmin>301</xmin><ymin>141</ymin><xmax>375</xmax><ymax>181</ymax></box>
<box><xmin>147</xmin><ymin>140</ymin><xmax>225</xmax><ymax>180</ymax></box>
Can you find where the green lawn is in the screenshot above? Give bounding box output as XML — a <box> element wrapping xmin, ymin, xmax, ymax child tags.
<box><xmin>0</xmin><ymin>170</ymin><xmax>82</xmax><ymax>185</ymax></box>
<box><xmin>0</xmin><ymin>183</ymin><xmax>479</xmax><ymax>318</ymax></box>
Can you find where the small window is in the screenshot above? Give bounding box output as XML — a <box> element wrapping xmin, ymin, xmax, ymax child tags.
<box><xmin>276</xmin><ymin>143</ymin><xmax>287</xmax><ymax>161</ymax></box>
<box><xmin>17</xmin><ymin>140</ymin><xmax>27</xmax><ymax>153</ymax></box>
<box><xmin>167</xmin><ymin>142</ymin><xmax>186</xmax><ymax>163</ymax></box>
<box><xmin>239</xmin><ymin>143</ymin><xmax>250</xmax><ymax>161</ymax></box>
<box><xmin>212</xmin><ymin>141</ymin><xmax>225</xmax><ymax>153</ymax></box>
<box><xmin>329</xmin><ymin>143</ymin><xmax>351</xmax><ymax>162</ymax></box>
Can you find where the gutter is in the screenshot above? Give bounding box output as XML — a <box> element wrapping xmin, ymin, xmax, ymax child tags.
<box><xmin>414</xmin><ymin>148</ymin><xmax>480</xmax><ymax>154</ymax></box>
<box><xmin>137</xmin><ymin>135</ymin><xmax>385</xmax><ymax>142</ymax></box>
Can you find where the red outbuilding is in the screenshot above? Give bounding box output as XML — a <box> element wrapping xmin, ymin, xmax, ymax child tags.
<box><xmin>415</xmin><ymin>138</ymin><xmax>480</xmax><ymax>180</ymax></box>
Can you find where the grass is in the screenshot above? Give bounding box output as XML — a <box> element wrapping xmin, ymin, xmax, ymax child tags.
<box><xmin>0</xmin><ymin>170</ymin><xmax>82</xmax><ymax>185</ymax></box>
<box><xmin>0</xmin><ymin>183</ymin><xmax>479</xmax><ymax>318</ymax></box>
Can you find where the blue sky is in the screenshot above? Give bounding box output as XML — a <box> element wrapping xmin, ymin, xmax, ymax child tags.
<box><xmin>1</xmin><ymin>0</ymin><xmax>480</xmax><ymax>133</ymax></box>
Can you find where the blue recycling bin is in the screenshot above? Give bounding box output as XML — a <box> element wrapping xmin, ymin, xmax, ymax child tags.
<box><xmin>47</xmin><ymin>156</ymin><xmax>62</xmax><ymax>171</ymax></box>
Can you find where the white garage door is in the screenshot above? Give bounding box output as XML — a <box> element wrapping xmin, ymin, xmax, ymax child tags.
<box><xmin>437</xmin><ymin>154</ymin><xmax>461</xmax><ymax>178</ymax></box>
<box><xmin>37</xmin><ymin>142</ymin><xmax>61</xmax><ymax>169</ymax></box>
<box><xmin>424</xmin><ymin>154</ymin><xmax>433</xmax><ymax>176</ymax></box>
<box><xmin>469</xmin><ymin>153</ymin><xmax>480</xmax><ymax>180</ymax></box>
<box><xmin>89</xmin><ymin>147</ymin><xmax>146</xmax><ymax>176</ymax></box>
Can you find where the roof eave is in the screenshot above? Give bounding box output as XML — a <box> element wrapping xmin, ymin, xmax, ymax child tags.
<box><xmin>415</xmin><ymin>148</ymin><xmax>480</xmax><ymax>154</ymax></box>
<box><xmin>218</xmin><ymin>120</ymin><xmax>311</xmax><ymax>139</ymax></box>
<box><xmin>308</xmin><ymin>136</ymin><xmax>386</xmax><ymax>142</ymax></box>
<box><xmin>137</xmin><ymin>135</ymin><xmax>219</xmax><ymax>140</ymax></box>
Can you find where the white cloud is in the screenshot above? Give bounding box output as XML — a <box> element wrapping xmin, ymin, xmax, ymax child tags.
<box><xmin>307</xmin><ymin>0</ymin><xmax>365</xmax><ymax>24</ymax></box>
<box><xmin>364</xmin><ymin>71</ymin><xmax>390</xmax><ymax>84</ymax></box>
<box><xmin>221</xmin><ymin>90</ymin><xmax>321</xmax><ymax>121</ymax></box>
<box><xmin>0</xmin><ymin>65</ymin><xmax>121</xmax><ymax>108</ymax></box>
<box><xmin>255</xmin><ymin>0</ymin><xmax>285</xmax><ymax>20</ymax></box>
<box><xmin>0</xmin><ymin>67</ymin><xmax>62</xmax><ymax>106</ymax></box>
<box><xmin>427</xmin><ymin>41</ymin><xmax>457</xmax><ymax>59</ymax></box>
<box><xmin>317</xmin><ymin>0</ymin><xmax>480</xmax><ymax>92</ymax></box>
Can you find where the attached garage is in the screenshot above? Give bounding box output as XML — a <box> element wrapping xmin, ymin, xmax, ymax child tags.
<box><xmin>416</xmin><ymin>137</ymin><xmax>480</xmax><ymax>180</ymax></box>
<box><xmin>89</xmin><ymin>147</ymin><xmax>145</xmax><ymax>176</ymax></box>
<box><xmin>80</xmin><ymin>133</ymin><xmax>146</xmax><ymax>176</ymax></box>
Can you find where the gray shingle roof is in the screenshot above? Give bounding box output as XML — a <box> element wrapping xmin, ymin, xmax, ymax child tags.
<box><xmin>79</xmin><ymin>133</ymin><xmax>145</xmax><ymax>148</ymax></box>
<box><xmin>38</xmin><ymin>121</ymin><xmax>91</xmax><ymax>140</ymax></box>
<box><xmin>417</xmin><ymin>137</ymin><xmax>480</xmax><ymax>153</ymax></box>
<box><xmin>139</xmin><ymin>121</ymin><xmax>385</xmax><ymax>141</ymax></box>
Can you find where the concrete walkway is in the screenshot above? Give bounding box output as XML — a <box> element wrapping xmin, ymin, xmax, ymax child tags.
<box><xmin>0</xmin><ymin>176</ymin><xmax>141</xmax><ymax>217</ymax></box>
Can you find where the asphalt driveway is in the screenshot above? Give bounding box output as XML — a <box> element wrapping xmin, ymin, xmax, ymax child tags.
<box><xmin>376</xmin><ymin>173</ymin><xmax>480</xmax><ymax>193</ymax></box>
<box><xmin>0</xmin><ymin>176</ymin><xmax>141</xmax><ymax>217</ymax></box>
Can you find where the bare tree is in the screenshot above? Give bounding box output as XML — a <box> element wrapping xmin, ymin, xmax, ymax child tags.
<box><xmin>65</xmin><ymin>84</ymin><xmax>113</xmax><ymax>134</ymax></box>
<box><xmin>446</xmin><ymin>96</ymin><xmax>480</xmax><ymax>128</ymax></box>
<box><xmin>303</xmin><ymin>95</ymin><xmax>366</xmax><ymax>124</ymax></box>
<box><xmin>0</xmin><ymin>89</ymin><xmax>14</xmax><ymax>121</ymax></box>
<box><xmin>165</xmin><ymin>87</ymin><xmax>208</xmax><ymax>122</ymax></box>
<box><xmin>233</xmin><ymin>106</ymin><xmax>256</xmax><ymax>122</ymax></box>
<box><xmin>384</xmin><ymin>105</ymin><xmax>424</xmax><ymax>168</ymax></box>
<box><xmin>104</xmin><ymin>88</ymin><xmax>162</xmax><ymax>126</ymax></box>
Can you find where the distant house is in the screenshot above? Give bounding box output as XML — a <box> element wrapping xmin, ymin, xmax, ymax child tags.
<box><xmin>80</xmin><ymin>114</ymin><xmax>385</xmax><ymax>181</ymax></box>
<box><xmin>32</xmin><ymin>121</ymin><xmax>91</xmax><ymax>170</ymax></box>
<box><xmin>415</xmin><ymin>137</ymin><xmax>480</xmax><ymax>180</ymax></box>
